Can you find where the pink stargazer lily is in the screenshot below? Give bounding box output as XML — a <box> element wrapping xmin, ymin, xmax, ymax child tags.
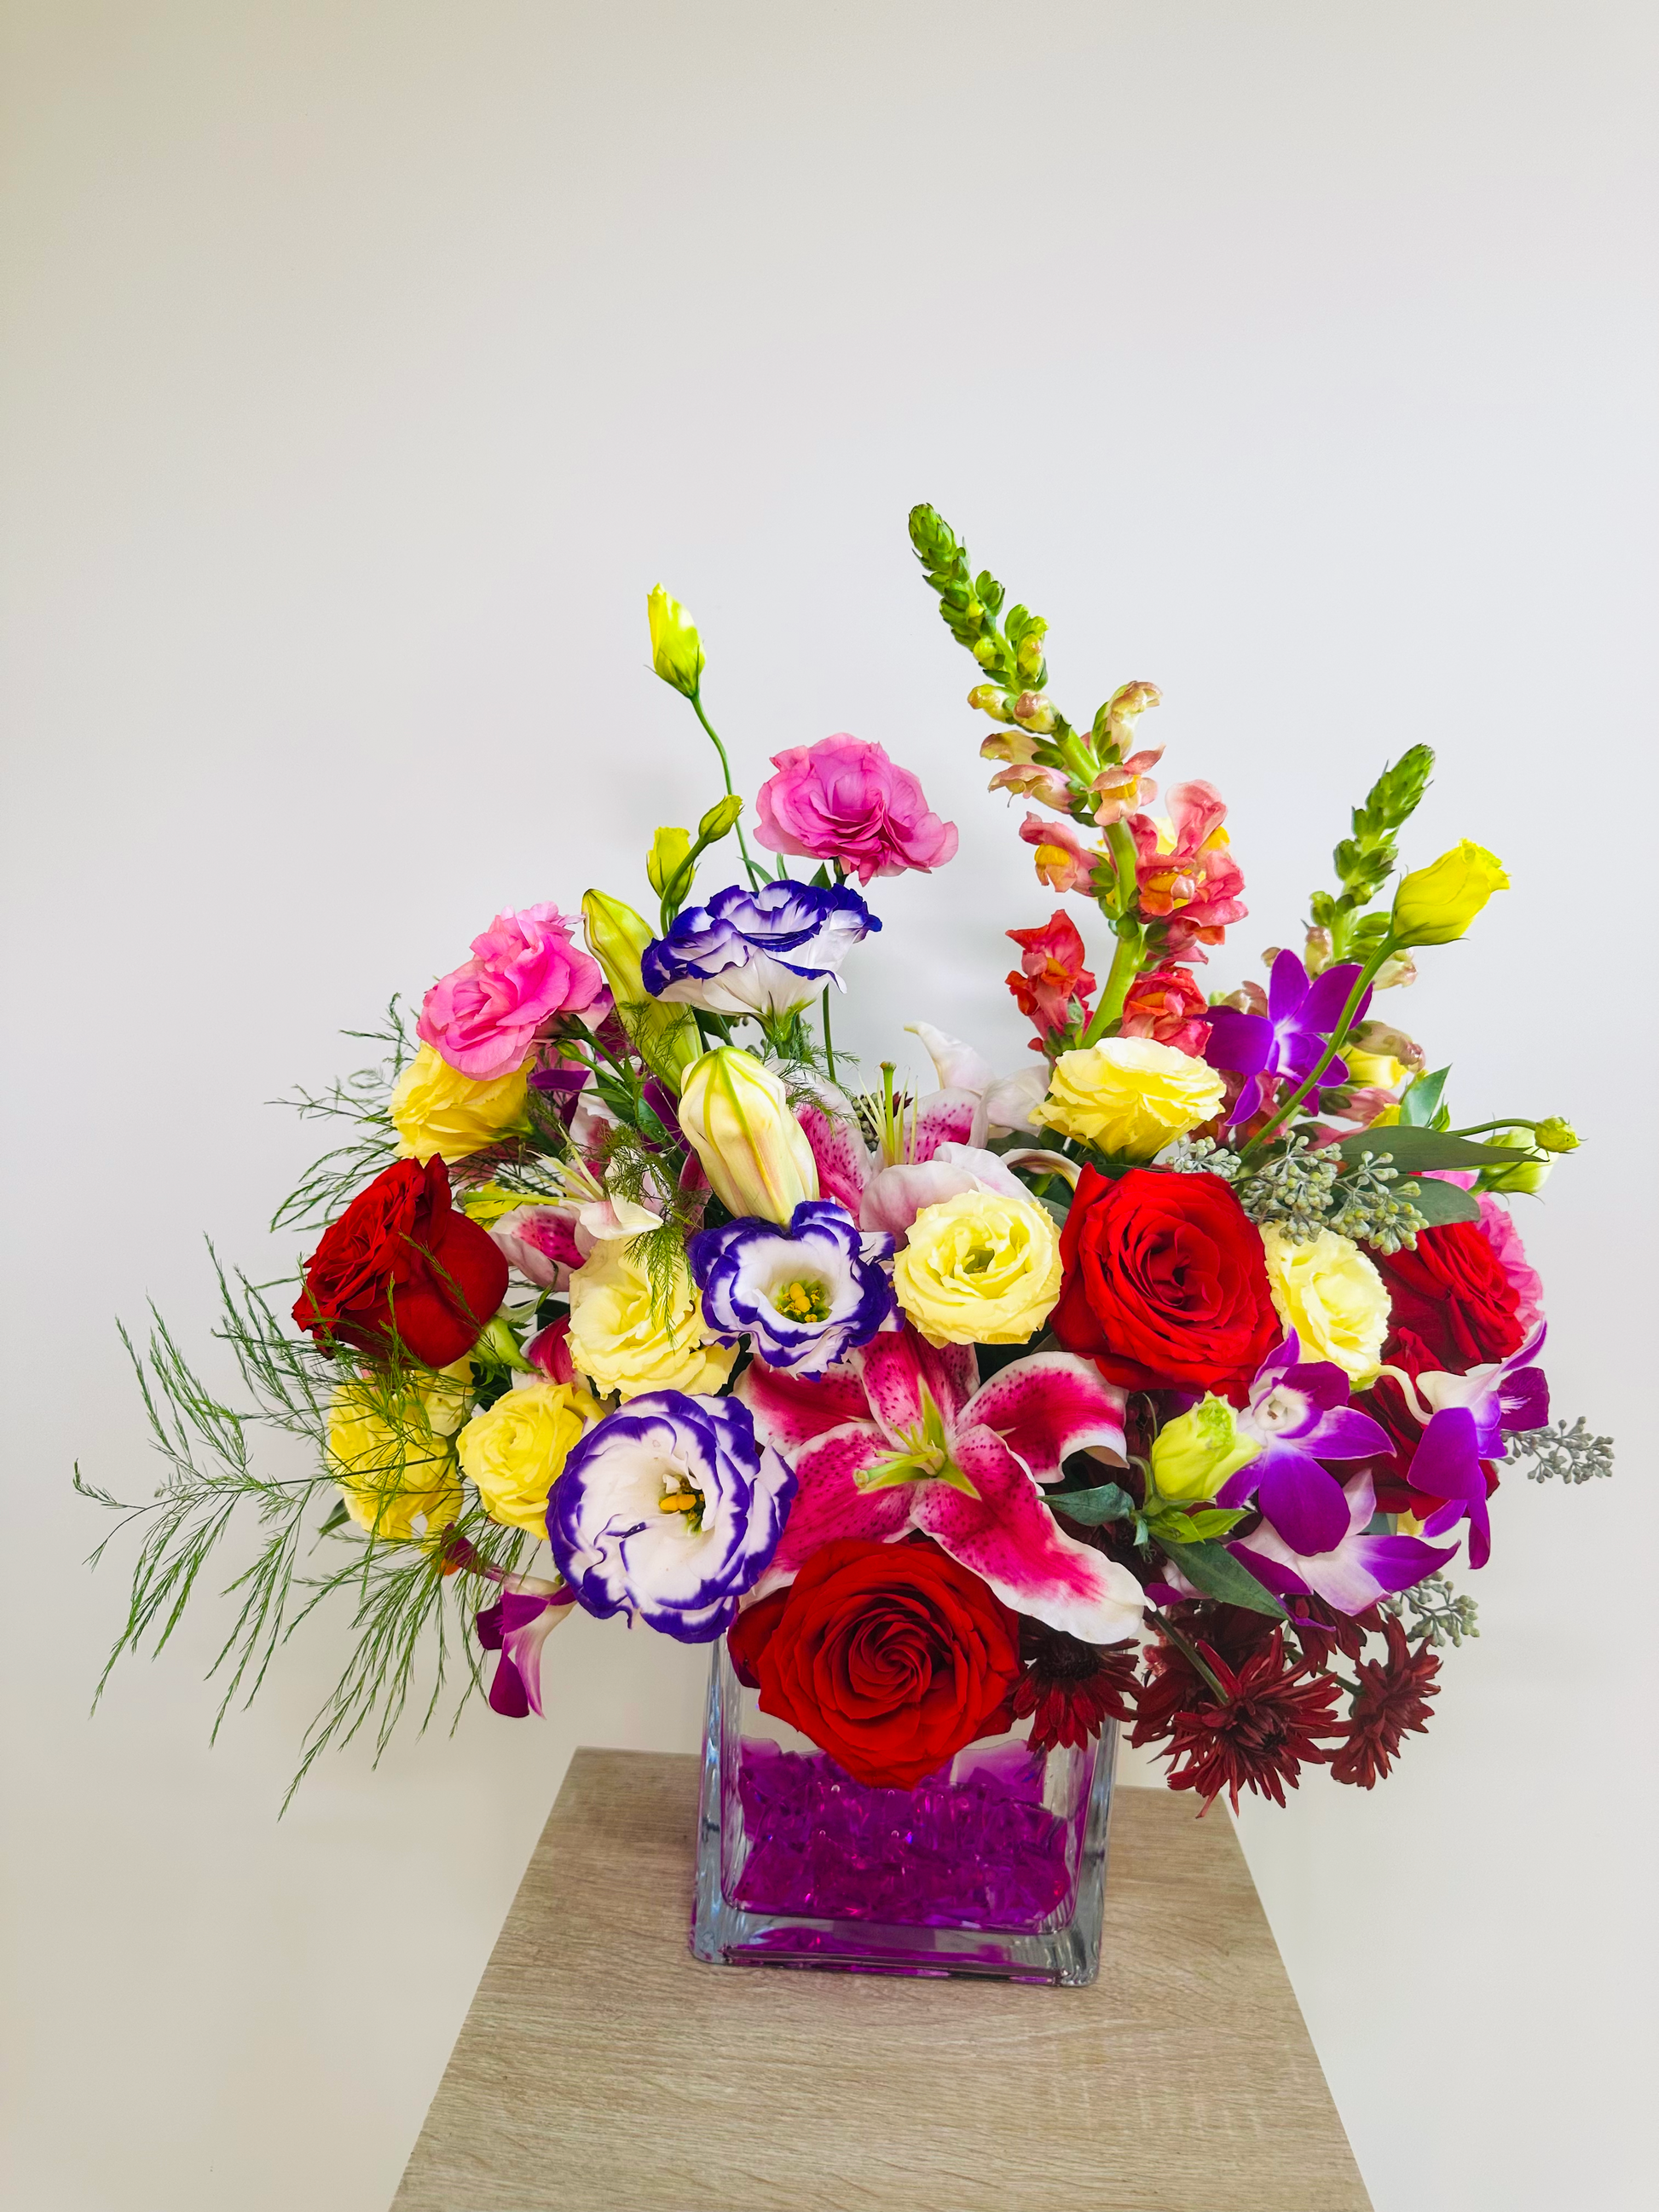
<box><xmin>737</xmin><ymin>1326</ymin><xmax>1145</xmax><ymax>1643</ymax></box>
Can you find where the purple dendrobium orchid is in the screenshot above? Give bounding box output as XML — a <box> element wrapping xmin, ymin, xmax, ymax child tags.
<box><xmin>1230</xmin><ymin>1470</ymin><xmax>1458</xmax><ymax>1614</ymax></box>
<box><xmin>640</xmin><ymin>880</ymin><xmax>877</xmax><ymax>1019</ymax></box>
<box><xmin>737</xmin><ymin>1325</ymin><xmax>1143</xmax><ymax>1643</ymax></box>
<box><xmin>548</xmin><ymin>1391</ymin><xmax>795</xmax><ymax>1641</ymax></box>
<box><xmin>1204</xmin><ymin>949</ymin><xmax>1373</xmax><ymax>1123</ymax></box>
<box><xmin>688</xmin><ymin>1199</ymin><xmax>896</xmax><ymax>1374</ymax></box>
<box><xmin>1376</xmin><ymin>1323</ymin><xmax>1551</xmax><ymax>1568</ymax></box>
<box><xmin>476</xmin><ymin>1580</ymin><xmax>579</xmax><ymax>1718</ymax></box>
<box><xmin>1217</xmin><ymin>1331</ymin><xmax>1393</xmax><ymax>1556</ymax></box>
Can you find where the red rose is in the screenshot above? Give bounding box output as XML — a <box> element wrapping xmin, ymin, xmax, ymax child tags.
<box><xmin>1374</xmin><ymin>1219</ymin><xmax>1523</xmax><ymax>1379</ymax></box>
<box><xmin>1052</xmin><ymin>1165</ymin><xmax>1279</xmax><ymax>1402</ymax></box>
<box><xmin>292</xmin><ymin>1156</ymin><xmax>507</xmax><ymax>1369</ymax></box>
<box><xmin>727</xmin><ymin>1539</ymin><xmax>1021</xmax><ymax>1788</ymax></box>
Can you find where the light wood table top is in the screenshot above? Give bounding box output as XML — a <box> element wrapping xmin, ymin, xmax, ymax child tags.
<box><xmin>392</xmin><ymin>1747</ymin><xmax>1369</xmax><ymax>2212</ymax></box>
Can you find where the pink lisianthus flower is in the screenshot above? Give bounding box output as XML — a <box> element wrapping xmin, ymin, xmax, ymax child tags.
<box><xmin>419</xmin><ymin>905</ymin><xmax>604</xmax><ymax>1080</ymax></box>
<box><xmin>1476</xmin><ymin>1193</ymin><xmax>1545</xmax><ymax>1338</ymax></box>
<box><xmin>754</xmin><ymin>736</ymin><xmax>958</xmax><ymax>884</ymax></box>
<box><xmin>1130</xmin><ymin>782</ymin><xmax>1247</xmax><ymax>955</ymax></box>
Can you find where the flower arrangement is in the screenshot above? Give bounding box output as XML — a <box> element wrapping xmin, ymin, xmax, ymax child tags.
<box><xmin>84</xmin><ymin>508</ymin><xmax>1612</xmax><ymax>1826</ymax></box>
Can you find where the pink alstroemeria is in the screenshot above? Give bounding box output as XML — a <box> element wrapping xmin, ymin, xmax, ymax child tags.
<box><xmin>738</xmin><ymin>1326</ymin><xmax>1144</xmax><ymax>1643</ymax></box>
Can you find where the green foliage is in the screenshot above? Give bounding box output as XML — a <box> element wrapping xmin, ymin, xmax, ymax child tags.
<box><xmin>1049</xmin><ymin>1481</ymin><xmax>1137</xmax><ymax>1527</ymax></box>
<box><xmin>907</xmin><ymin>504</ymin><xmax>1050</xmax><ymax>697</ymax></box>
<box><xmin>1167</xmin><ymin>1539</ymin><xmax>1288</xmax><ymax>1619</ymax></box>
<box><xmin>1309</xmin><ymin>745</ymin><xmax>1435</xmax><ymax>961</ymax></box>
<box><xmin>269</xmin><ymin>1001</ymin><xmax>412</xmax><ymax>1231</ymax></box>
<box><xmin>1399</xmin><ymin>1065</ymin><xmax>1451</xmax><ymax>1128</ymax></box>
<box><xmin>1382</xmin><ymin>1572</ymin><xmax>1480</xmax><ymax>1649</ymax></box>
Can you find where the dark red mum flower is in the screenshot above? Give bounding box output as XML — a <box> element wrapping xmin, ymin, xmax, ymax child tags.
<box><xmin>1284</xmin><ymin>1594</ymin><xmax>1384</xmax><ymax>1666</ymax></box>
<box><xmin>1144</xmin><ymin>1628</ymin><xmax>1345</xmax><ymax>1812</ymax></box>
<box><xmin>1011</xmin><ymin>1618</ymin><xmax>1139</xmax><ymax>1752</ymax></box>
<box><xmin>1330</xmin><ymin>1615</ymin><xmax>1440</xmax><ymax>1789</ymax></box>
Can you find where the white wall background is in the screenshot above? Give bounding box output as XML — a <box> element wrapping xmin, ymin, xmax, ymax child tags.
<box><xmin>3</xmin><ymin>4</ymin><xmax>1655</xmax><ymax>2207</ymax></box>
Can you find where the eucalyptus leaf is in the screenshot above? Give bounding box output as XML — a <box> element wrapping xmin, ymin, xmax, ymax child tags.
<box><xmin>1337</xmin><ymin>1124</ymin><xmax>1517</xmax><ymax>1172</ymax></box>
<box><xmin>1168</xmin><ymin>1539</ymin><xmax>1288</xmax><ymax>1619</ymax></box>
<box><xmin>1050</xmin><ymin>1481</ymin><xmax>1136</xmax><ymax>1527</ymax></box>
<box><xmin>1400</xmin><ymin>1066</ymin><xmax>1450</xmax><ymax>1127</ymax></box>
<box><xmin>1396</xmin><ymin>1175</ymin><xmax>1481</xmax><ymax>1227</ymax></box>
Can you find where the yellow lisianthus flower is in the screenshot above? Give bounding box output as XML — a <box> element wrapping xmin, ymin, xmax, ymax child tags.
<box><xmin>1258</xmin><ymin>1225</ymin><xmax>1389</xmax><ymax>1385</ymax></box>
<box><xmin>1039</xmin><ymin>1038</ymin><xmax>1225</xmax><ymax>1158</ymax></box>
<box><xmin>1390</xmin><ymin>841</ymin><xmax>1508</xmax><ymax>948</ymax></box>
<box><xmin>458</xmin><ymin>1380</ymin><xmax>604</xmax><ymax>1536</ymax></box>
<box><xmin>390</xmin><ymin>1043</ymin><xmax>530</xmax><ymax>1164</ymax></box>
<box><xmin>646</xmin><ymin>583</ymin><xmax>705</xmax><ymax>696</ymax></box>
<box><xmin>327</xmin><ymin>1364</ymin><xmax>471</xmax><ymax>1541</ymax></box>
<box><xmin>894</xmin><ymin>1187</ymin><xmax>1061</xmax><ymax>1348</ymax></box>
<box><xmin>1151</xmin><ymin>1395</ymin><xmax>1260</xmax><ymax>1503</ymax></box>
<box><xmin>567</xmin><ymin>1239</ymin><xmax>736</xmax><ymax>1400</ymax></box>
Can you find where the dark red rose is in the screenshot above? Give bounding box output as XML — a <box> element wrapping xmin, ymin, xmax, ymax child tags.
<box><xmin>292</xmin><ymin>1156</ymin><xmax>507</xmax><ymax>1369</ymax></box>
<box><xmin>726</xmin><ymin>1538</ymin><xmax>1021</xmax><ymax>1788</ymax></box>
<box><xmin>1052</xmin><ymin>1165</ymin><xmax>1280</xmax><ymax>1403</ymax></box>
<box><xmin>1374</xmin><ymin>1219</ymin><xmax>1523</xmax><ymax>1380</ymax></box>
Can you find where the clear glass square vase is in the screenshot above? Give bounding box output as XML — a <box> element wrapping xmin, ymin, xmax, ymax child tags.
<box><xmin>690</xmin><ymin>1643</ymin><xmax>1117</xmax><ymax>1985</ymax></box>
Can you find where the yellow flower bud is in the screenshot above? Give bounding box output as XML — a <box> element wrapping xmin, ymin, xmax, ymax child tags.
<box><xmin>581</xmin><ymin>890</ymin><xmax>701</xmax><ymax>1090</ymax></box>
<box><xmin>968</xmin><ymin>683</ymin><xmax>1015</xmax><ymax>724</ymax></box>
<box><xmin>1150</xmin><ymin>1395</ymin><xmax>1261</xmax><ymax>1503</ymax></box>
<box><xmin>1534</xmin><ymin>1117</ymin><xmax>1579</xmax><ymax>1153</ymax></box>
<box><xmin>646</xmin><ymin>583</ymin><xmax>704</xmax><ymax>696</ymax></box>
<box><xmin>676</xmin><ymin>1047</ymin><xmax>818</xmax><ymax>1224</ymax></box>
<box><xmin>1390</xmin><ymin>841</ymin><xmax>1509</xmax><ymax>948</ymax></box>
<box><xmin>697</xmin><ymin>794</ymin><xmax>744</xmax><ymax>841</ymax></box>
<box><xmin>645</xmin><ymin>825</ymin><xmax>694</xmax><ymax>899</ymax></box>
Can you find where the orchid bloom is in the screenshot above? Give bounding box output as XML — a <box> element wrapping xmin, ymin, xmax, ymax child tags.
<box><xmin>795</xmin><ymin>1025</ymin><xmax>1072</xmax><ymax>1243</ymax></box>
<box><xmin>1230</xmin><ymin>1470</ymin><xmax>1457</xmax><ymax>1616</ymax></box>
<box><xmin>1203</xmin><ymin>949</ymin><xmax>1371</xmax><ymax>1123</ymax></box>
<box><xmin>1373</xmin><ymin>1324</ymin><xmax>1550</xmax><ymax>1568</ymax></box>
<box><xmin>448</xmin><ymin>1535</ymin><xmax>579</xmax><ymax>1718</ymax></box>
<box><xmin>738</xmin><ymin>1325</ymin><xmax>1144</xmax><ymax>1643</ymax></box>
<box><xmin>1129</xmin><ymin>782</ymin><xmax>1247</xmax><ymax>953</ymax></box>
<box><xmin>1217</xmin><ymin>1332</ymin><xmax>1394</xmax><ymax>1555</ymax></box>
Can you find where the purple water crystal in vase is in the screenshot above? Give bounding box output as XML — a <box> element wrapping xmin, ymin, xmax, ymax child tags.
<box><xmin>690</xmin><ymin>1642</ymin><xmax>1117</xmax><ymax>1984</ymax></box>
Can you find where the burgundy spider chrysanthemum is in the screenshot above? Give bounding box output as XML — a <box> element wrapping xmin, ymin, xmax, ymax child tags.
<box><xmin>1012</xmin><ymin>1618</ymin><xmax>1140</xmax><ymax>1752</ymax></box>
<box><xmin>1144</xmin><ymin>1626</ymin><xmax>1346</xmax><ymax>1812</ymax></box>
<box><xmin>1330</xmin><ymin>1614</ymin><xmax>1441</xmax><ymax>1789</ymax></box>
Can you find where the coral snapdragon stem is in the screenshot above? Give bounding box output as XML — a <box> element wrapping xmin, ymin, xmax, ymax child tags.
<box><xmin>690</xmin><ymin>690</ymin><xmax>766</xmax><ymax>892</ymax></box>
<box><xmin>1081</xmin><ymin>925</ymin><xmax>1146</xmax><ymax>1045</ymax></box>
<box><xmin>1243</xmin><ymin>936</ymin><xmax>1395</xmax><ymax>1158</ymax></box>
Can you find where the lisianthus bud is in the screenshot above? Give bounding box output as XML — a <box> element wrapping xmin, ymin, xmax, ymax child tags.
<box><xmin>697</xmin><ymin>793</ymin><xmax>744</xmax><ymax>841</ymax></box>
<box><xmin>676</xmin><ymin>1048</ymin><xmax>819</xmax><ymax>1224</ymax></box>
<box><xmin>1391</xmin><ymin>841</ymin><xmax>1508</xmax><ymax>948</ymax></box>
<box><xmin>1477</xmin><ymin>1126</ymin><xmax>1553</xmax><ymax>1196</ymax></box>
<box><xmin>1534</xmin><ymin>1117</ymin><xmax>1579</xmax><ymax>1152</ymax></box>
<box><xmin>581</xmin><ymin>890</ymin><xmax>700</xmax><ymax>1089</ymax></box>
<box><xmin>646</xmin><ymin>583</ymin><xmax>705</xmax><ymax>696</ymax></box>
<box><xmin>1150</xmin><ymin>1395</ymin><xmax>1260</xmax><ymax>1503</ymax></box>
<box><xmin>645</xmin><ymin>825</ymin><xmax>693</xmax><ymax>898</ymax></box>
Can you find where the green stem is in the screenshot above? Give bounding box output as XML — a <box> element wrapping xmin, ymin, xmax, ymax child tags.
<box><xmin>820</xmin><ymin>985</ymin><xmax>836</xmax><ymax>1084</ymax></box>
<box><xmin>1442</xmin><ymin>1119</ymin><xmax>1537</xmax><ymax>1139</ymax></box>
<box><xmin>1241</xmin><ymin>935</ymin><xmax>1395</xmax><ymax>1160</ymax></box>
<box><xmin>689</xmin><ymin>689</ymin><xmax>766</xmax><ymax>891</ymax></box>
<box><xmin>1148</xmin><ymin>1609</ymin><xmax>1228</xmax><ymax>1702</ymax></box>
<box><xmin>1082</xmin><ymin>924</ymin><xmax>1146</xmax><ymax>1045</ymax></box>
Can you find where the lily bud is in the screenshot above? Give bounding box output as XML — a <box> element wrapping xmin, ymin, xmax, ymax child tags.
<box><xmin>646</xmin><ymin>583</ymin><xmax>705</xmax><ymax>697</ymax></box>
<box><xmin>645</xmin><ymin>826</ymin><xmax>693</xmax><ymax>898</ymax></box>
<box><xmin>676</xmin><ymin>1048</ymin><xmax>819</xmax><ymax>1224</ymax></box>
<box><xmin>1150</xmin><ymin>1395</ymin><xmax>1260</xmax><ymax>1503</ymax></box>
<box><xmin>1534</xmin><ymin>1117</ymin><xmax>1579</xmax><ymax>1152</ymax></box>
<box><xmin>1476</xmin><ymin>1126</ymin><xmax>1553</xmax><ymax>1197</ymax></box>
<box><xmin>1391</xmin><ymin>841</ymin><xmax>1508</xmax><ymax>948</ymax></box>
<box><xmin>581</xmin><ymin>891</ymin><xmax>700</xmax><ymax>1089</ymax></box>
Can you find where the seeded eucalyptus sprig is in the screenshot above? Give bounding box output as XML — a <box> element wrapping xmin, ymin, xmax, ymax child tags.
<box><xmin>1309</xmin><ymin>745</ymin><xmax>1436</xmax><ymax>966</ymax></box>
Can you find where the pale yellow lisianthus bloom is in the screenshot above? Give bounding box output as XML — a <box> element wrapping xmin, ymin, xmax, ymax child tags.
<box><xmin>1258</xmin><ymin>1225</ymin><xmax>1389</xmax><ymax>1385</ymax></box>
<box><xmin>327</xmin><ymin>1361</ymin><xmax>472</xmax><ymax>1541</ymax></box>
<box><xmin>1038</xmin><ymin>1037</ymin><xmax>1225</xmax><ymax>1158</ymax></box>
<box><xmin>567</xmin><ymin>1239</ymin><xmax>737</xmax><ymax>1400</ymax></box>
<box><xmin>1151</xmin><ymin>1395</ymin><xmax>1260</xmax><ymax>1503</ymax></box>
<box><xmin>390</xmin><ymin>1042</ymin><xmax>531</xmax><ymax>1164</ymax></box>
<box><xmin>458</xmin><ymin>1380</ymin><xmax>604</xmax><ymax>1536</ymax></box>
<box><xmin>894</xmin><ymin>1187</ymin><xmax>1061</xmax><ymax>1348</ymax></box>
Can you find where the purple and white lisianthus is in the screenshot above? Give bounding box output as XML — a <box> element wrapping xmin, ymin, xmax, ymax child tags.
<box><xmin>689</xmin><ymin>1199</ymin><xmax>896</xmax><ymax>1374</ymax></box>
<box><xmin>640</xmin><ymin>880</ymin><xmax>878</xmax><ymax>1018</ymax></box>
<box><xmin>546</xmin><ymin>1391</ymin><xmax>795</xmax><ymax>1641</ymax></box>
<box><xmin>1203</xmin><ymin>949</ymin><xmax>1372</xmax><ymax>1123</ymax></box>
<box><xmin>1217</xmin><ymin>1331</ymin><xmax>1393</xmax><ymax>1556</ymax></box>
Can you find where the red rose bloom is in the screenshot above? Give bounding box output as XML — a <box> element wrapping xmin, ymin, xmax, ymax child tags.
<box><xmin>1052</xmin><ymin>1165</ymin><xmax>1279</xmax><ymax>1402</ymax></box>
<box><xmin>292</xmin><ymin>1156</ymin><xmax>507</xmax><ymax>1369</ymax></box>
<box><xmin>1374</xmin><ymin>1219</ymin><xmax>1523</xmax><ymax>1379</ymax></box>
<box><xmin>726</xmin><ymin>1539</ymin><xmax>1021</xmax><ymax>1788</ymax></box>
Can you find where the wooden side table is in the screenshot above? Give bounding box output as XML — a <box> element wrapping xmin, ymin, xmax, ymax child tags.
<box><xmin>392</xmin><ymin>1748</ymin><xmax>1369</xmax><ymax>2212</ymax></box>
